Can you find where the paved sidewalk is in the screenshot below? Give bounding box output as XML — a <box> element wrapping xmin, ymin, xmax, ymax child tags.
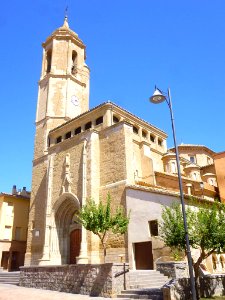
<box><xmin>0</xmin><ymin>284</ymin><xmax>113</xmax><ymax>300</ymax></box>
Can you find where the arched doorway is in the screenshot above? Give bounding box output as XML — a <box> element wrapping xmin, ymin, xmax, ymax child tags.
<box><xmin>54</xmin><ymin>194</ymin><xmax>81</xmax><ymax>264</ymax></box>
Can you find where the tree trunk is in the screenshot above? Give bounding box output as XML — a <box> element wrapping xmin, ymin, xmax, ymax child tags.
<box><xmin>193</xmin><ymin>254</ymin><xmax>205</xmax><ymax>300</ymax></box>
<box><xmin>103</xmin><ymin>247</ymin><xmax>106</xmax><ymax>263</ymax></box>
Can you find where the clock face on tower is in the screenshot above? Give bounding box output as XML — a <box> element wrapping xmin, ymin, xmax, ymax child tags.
<box><xmin>71</xmin><ymin>95</ymin><xmax>79</xmax><ymax>106</ymax></box>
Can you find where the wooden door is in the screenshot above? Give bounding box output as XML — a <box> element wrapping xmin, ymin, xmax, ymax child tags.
<box><xmin>135</xmin><ymin>241</ymin><xmax>154</xmax><ymax>270</ymax></box>
<box><xmin>70</xmin><ymin>229</ymin><xmax>81</xmax><ymax>264</ymax></box>
<box><xmin>1</xmin><ymin>251</ymin><xmax>10</xmax><ymax>270</ymax></box>
<box><xmin>11</xmin><ymin>251</ymin><xmax>20</xmax><ymax>271</ymax></box>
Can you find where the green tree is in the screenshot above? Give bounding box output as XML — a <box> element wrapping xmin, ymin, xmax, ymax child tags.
<box><xmin>160</xmin><ymin>201</ymin><xmax>225</xmax><ymax>298</ymax></box>
<box><xmin>77</xmin><ymin>193</ymin><xmax>130</xmax><ymax>263</ymax></box>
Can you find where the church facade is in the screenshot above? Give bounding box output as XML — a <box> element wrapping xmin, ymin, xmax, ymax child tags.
<box><xmin>25</xmin><ymin>18</ymin><xmax>221</xmax><ymax>273</ymax></box>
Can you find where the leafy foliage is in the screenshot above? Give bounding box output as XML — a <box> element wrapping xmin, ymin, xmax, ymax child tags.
<box><xmin>77</xmin><ymin>193</ymin><xmax>130</xmax><ymax>261</ymax></box>
<box><xmin>160</xmin><ymin>201</ymin><xmax>225</xmax><ymax>287</ymax></box>
<box><xmin>160</xmin><ymin>202</ymin><xmax>225</xmax><ymax>255</ymax></box>
<box><xmin>160</xmin><ymin>203</ymin><xmax>195</xmax><ymax>252</ymax></box>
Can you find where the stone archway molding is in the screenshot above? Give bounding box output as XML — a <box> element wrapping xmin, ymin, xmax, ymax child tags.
<box><xmin>49</xmin><ymin>192</ymin><xmax>81</xmax><ymax>265</ymax></box>
<box><xmin>52</xmin><ymin>192</ymin><xmax>80</xmax><ymax>214</ymax></box>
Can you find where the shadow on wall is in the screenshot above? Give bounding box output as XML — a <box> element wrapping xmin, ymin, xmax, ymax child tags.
<box><xmin>29</xmin><ymin>171</ymin><xmax>47</xmax><ymax>263</ymax></box>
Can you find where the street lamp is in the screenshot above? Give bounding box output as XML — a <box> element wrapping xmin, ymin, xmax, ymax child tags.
<box><xmin>200</xmin><ymin>181</ymin><xmax>204</xmax><ymax>199</ymax></box>
<box><xmin>150</xmin><ymin>87</ymin><xmax>197</xmax><ymax>300</ymax></box>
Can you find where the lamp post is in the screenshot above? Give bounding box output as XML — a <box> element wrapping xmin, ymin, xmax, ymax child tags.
<box><xmin>150</xmin><ymin>87</ymin><xmax>197</xmax><ymax>300</ymax></box>
<box><xmin>200</xmin><ymin>181</ymin><xmax>204</xmax><ymax>199</ymax></box>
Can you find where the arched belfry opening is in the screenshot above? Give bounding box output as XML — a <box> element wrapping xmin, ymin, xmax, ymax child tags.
<box><xmin>53</xmin><ymin>193</ymin><xmax>81</xmax><ymax>264</ymax></box>
<box><xmin>71</xmin><ymin>50</ymin><xmax>77</xmax><ymax>75</ymax></box>
<box><xmin>46</xmin><ymin>49</ymin><xmax>52</xmax><ymax>73</ymax></box>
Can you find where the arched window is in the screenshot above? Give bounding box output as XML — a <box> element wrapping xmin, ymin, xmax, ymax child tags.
<box><xmin>171</xmin><ymin>161</ymin><xmax>177</xmax><ymax>173</ymax></box>
<box><xmin>71</xmin><ymin>50</ymin><xmax>77</xmax><ymax>75</ymax></box>
<box><xmin>46</xmin><ymin>50</ymin><xmax>52</xmax><ymax>73</ymax></box>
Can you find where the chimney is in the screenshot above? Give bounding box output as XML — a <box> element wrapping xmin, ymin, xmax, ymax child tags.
<box><xmin>12</xmin><ymin>185</ymin><xmax>17</xmax><ymax>195</ymax></box>
<box><xmin>21</xmin><ymin>187</ymin><xmax>27</xmax><ymax>197</ymax></box>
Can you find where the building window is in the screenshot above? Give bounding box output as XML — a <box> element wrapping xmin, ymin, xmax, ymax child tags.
<box><xmin>6</xmin><ymin>203</ymin><xmax>13</xmax><ymax>217</ymax></box>
<box><xmin>48</xmin><ymin>137</ymin><xmax>51</xmax><ymax>147</ymax></box>
<box><xmin>192</xmin><ymin>172</ymin><xmax>198</xmax><ymax>180</ymax></box>
<box><xmin>95</xmin><ymin>116</ymin><xmax>103</xmax><ymax>125</ymax></box>
<box><xmin>65</xmin><ymin>131</ymin><xmax>71</xmax><ymax>139</ymax></box>
<box><xmin>150</xmin><ymin>134</ymin><xmax>155</xmax><ymax>143</ymax></box>
<box><xmin>133</xmin><ymin>126</ymin><xmax>139</xmax><ymax>135</ymax></box>
<box><xmin>74</xmin><ymin>126</ymin><xmax>81</xmax><ymax>135</ymax></box>
<box><xmin>113</xmin><ymin>115</ymin><xmax>119</xmax><ymax>123</ymax></box>
<box><xmin>71</xmin><ymin>50</ymin><xmax>77</xmax><ymax>75</ymax></box>
<box><xmin>142</xmin><ymin>130</ymin><xmax>147</xmax><ymax>139</ymax></box>
<box><xmin>149</xmin><ymin>220</ymin><xmax>158</xmax><ymax>236</ymax></box>
<box><xmin>207</xmin><ymin>157</ymin><xmax>211</xmax><ymax>165</ymax></box>
<box><xmin>56</xmin><ymin>136</ymin><xmax>62</xmax><ymax>144</ymax></box>
<box><xmin>85</xmin><ymin>122</ymin><xmax>92</xmax><ymax>130</ymax></box>
<box><xmin>31</xmin><ymin>221</ymin><xmax>35</xmax><ymax>230</ymax></box>
<box><xmin>171</xmin><ymin>161</ymin><xmax>177</xmax><ymax>173</ymax></box>
<box><xmin>4</xmin><ymin>226</ymin><xmax>11</xmax><ymax>240</ymax></box>
<box><xmin>15</xmin><ymin>227</ymin><xmax>21</xmax><ymax>241</ymax></box>
<box><xmin>189</xmin><ymin>155</ymin><xmax>196</xmax><ymax>164</ymax></box>
<box><xmin>209</xmin><ymin>178</ymin><xmax>214</xmax><ymax>185</ymax></box>
<box><xmin>46</xmin><ymin>50</ymin><xmax>52</xmax><ymax>73</ymax></box>
<box><xmin>158</xmin><ymin>139</ymin><xmax>163</xmax><ymax>146</ymax></box>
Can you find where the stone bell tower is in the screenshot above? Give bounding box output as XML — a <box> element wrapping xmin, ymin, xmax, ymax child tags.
<box><xmin>25</xmin><ymin>18</ymin><xmax>90</xmax><ymax>265</ymax></box>
<box><xmin>34</xmin><ymin>17</ymin><xmax>90</xmax><ymax>159</ymax></box>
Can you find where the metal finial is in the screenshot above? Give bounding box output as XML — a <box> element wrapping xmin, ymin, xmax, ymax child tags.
<box><xmin>65</xmin><ymin>5</ymin><xmax>68</xmax><ymax>19</ymax></box>
<box><xmin>62</xmin><ymin>5</ymin><xmax>69</xmax><ymax>28</ymax></box>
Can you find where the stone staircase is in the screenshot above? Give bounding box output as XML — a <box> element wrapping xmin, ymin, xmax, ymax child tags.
<box><xmin>117</xmin><ymin>270</ymin><xmax>169</xmax><ymax>300</ymax></box>
<box><xmin>0</xmin><ymin>271</ymin><xmax>20</xmax><ymax>285</ymax></box>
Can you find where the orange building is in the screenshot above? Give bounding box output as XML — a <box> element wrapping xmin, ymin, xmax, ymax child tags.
<box><xmin>214</xmin><ymin>151</ymin><xmax>225</xmax><ymax>203</ymax></box>
<box><xmin>0</xmin><ymin>186</ymin><xmax>30</xmax><ymax>271</ymax></box>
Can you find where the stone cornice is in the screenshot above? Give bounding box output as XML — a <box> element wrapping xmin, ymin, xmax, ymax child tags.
<box><xmin>42</xmin><ymin>29</ymin><xmax>85</xmax><ymax>50</ymax></box>
<box><xmin>126</xmin><ymin>183</ymin><xmax>215</xmax><ymax>205</ymax></box>
<box><xmin>49</xmin><ymin>101</ymin><xmax>167</xmax><ymax>138</ymax></box>
<box><xmin>39</xmin><ymin>73</ymin><xmax>86</xmax><ymax>87</ymax></box>
<box><xmin>32</xmin><ymin>154</ymin><xmax>48</xmax><ymax>166</ymax></box>
<box><xmin>168</xmin><ymin>144</ymin><xmax>215</xmax><ymax>155</ymax></box>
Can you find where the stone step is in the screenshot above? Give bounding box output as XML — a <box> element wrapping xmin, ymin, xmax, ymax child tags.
<box><xmin>121</xmin><ymin>289</ymin><xmax>163</xmax><ymax>295</ymax></box>
<box><xmin>129</xmin><ymin>275</ymin><xmax>166</xmax><ymax>280</ymax></box>
<box><xmin>118</xmin><ymin>288</ymin><xmax>163</xmax><ymax>300</ymax></box>
<box><xmin>0</xmin><ymin>277</ymin><xmax>19</xmax><ymax>281</ymax></box>
<box><xmin>129</xmin><ymin>277</ymin><xmax>168</xmax><ymax>283</ymax></box>
<box><xmin>127</xmin><ymin>270</ymin><xmax>168</xmax><ymax>289</ymax></box>
<box><xmin>117</xmin><ymin>270</ymin><xmax>167</xmax><ymax>299</ymax></box>
<box><xmin>129</xmin><ymin>284</ymin><xmax>165</xmax><ymax>289</ymax></box>
<box><xmin>0</xmin><ymin>281</ymin><xmax>19</xmax><ymax>285</ymax></box>
<box><xmin>0</xmin><ymin>272</ymin><xmax>20</xmax><ymax>285</ymax></box>
<box><xmin>0</xmin><ymin>275</ymin><xmax>20</xmax><ymax>278</ymax></box>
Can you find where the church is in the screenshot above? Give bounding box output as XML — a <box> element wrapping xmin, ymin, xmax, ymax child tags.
<box><xmin>25</xmin><ymin>17</ymin><xmax>221</xmax><ymax>273</ymax></box>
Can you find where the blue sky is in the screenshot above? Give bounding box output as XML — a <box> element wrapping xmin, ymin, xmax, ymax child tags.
<box><xmin>1</xmin><ymin>0</ymin><xmax>225</xmax><ymax>193</ymax></box>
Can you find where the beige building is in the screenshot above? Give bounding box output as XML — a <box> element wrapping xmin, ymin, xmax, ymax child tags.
<box><xmin>0</xmin><ymin>186</ymin><xmax>30</xmax><ymax>271</ymax></box>
<box><xmin>214</xmin><ymin>151</ymin><xmax>225</xmax><ymax>203</ymax></box>
<box><xmin>25</xmin><ymin>18</ymin><xmax>220</xmax><ymax>271</ymax></box>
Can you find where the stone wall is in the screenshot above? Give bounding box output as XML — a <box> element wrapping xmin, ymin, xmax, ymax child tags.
<box><xmin>19</xmin><ymin>263</ymin><xmax>129</xmax><ymax>297</ymax></box>
<box><xmin>156</xmin><ymin>261</ymin><xmax>188</xmax><ymax>279</ymax></box>
<box><xmin>162</xmin><ymin>275</ymin><xmax>225</xmax><ymax>300</ymax></box>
